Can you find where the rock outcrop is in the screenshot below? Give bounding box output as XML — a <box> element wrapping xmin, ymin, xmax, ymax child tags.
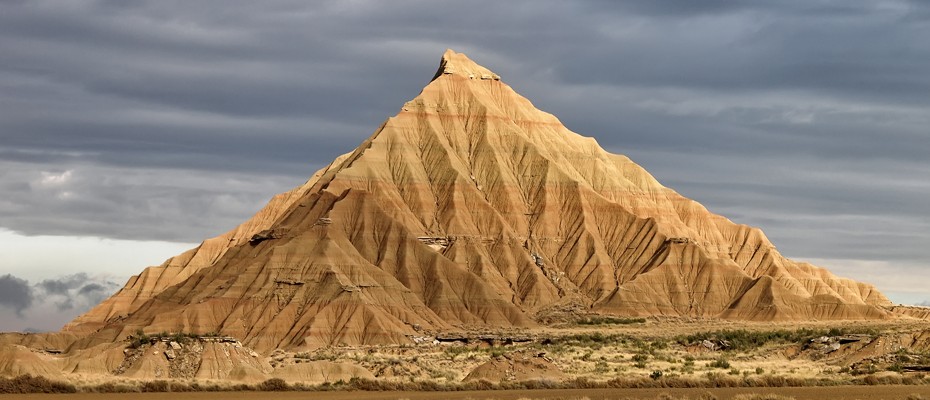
<box><xmin>62</xmin><ymin>49</ymin><xmax>894</xmax><ymax>353</ymax></box>
<box><xmin>465</xmin><ymin>352</ymin><xmax>565</xmax><ymax>382</ymax></box>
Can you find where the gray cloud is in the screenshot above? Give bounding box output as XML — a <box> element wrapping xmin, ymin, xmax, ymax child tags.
<box><xmin>0</xmin><ymin>274</ymin><xmax>33</xmax><ymax>316</ymax></box>
<box><xmin>35</xmin><ymin>273</ymin><xmax>121</xmax><ymax>311</ymax></box>
<box><xmin>0</xmin><ymin>273</ymin><xmax>121</xmax><ymax>331</ymax></box>
<box><xmin>78</xmin><ymin>283</ymin><xmax>107</xmax><ymax>301</ymax></box>
<box><xmin>555</xmin><ymin>2</ymin><xmax>930</xmax><ymax>104</ymax></box>
<box><xmin>0</xmin><ymin>0</ymin><xmax>927</xmax><ymax>313</ymax></box>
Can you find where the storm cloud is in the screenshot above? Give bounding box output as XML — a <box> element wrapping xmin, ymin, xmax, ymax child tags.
<box><xmin>0</xmin><ymin>275</ymin><xmax>33</xmax><ymax>316</ymax></box>
<box><xmin>35</xmin><ymin>273</ymin><xmax>122</xmax><ymax>312</ymax></box>
<box><xmin>1</xmin><ymin>0</ymin><xmax>928</xmax><ymax>327</ymax></box>
<box><xmin>0</xmin><ymin>273</ymin><xmax>121</xmax><ymax>331</ymax></box>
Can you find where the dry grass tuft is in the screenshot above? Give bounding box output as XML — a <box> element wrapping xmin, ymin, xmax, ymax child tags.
<box><xmin>0</xmin><ymin>374</ymin><xmax>77</xmax><ymax>394</ymax></box>
<box><xmin>732</xmin><ymin>395</ymin><xmax>796</xmax><ymax>400</ymax></box>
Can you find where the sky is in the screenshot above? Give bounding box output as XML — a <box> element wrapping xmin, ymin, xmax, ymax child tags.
<box><xmin>1</xmin><ymin>0</ymin><xmax>929</xmax><ymax>331</ymax></box>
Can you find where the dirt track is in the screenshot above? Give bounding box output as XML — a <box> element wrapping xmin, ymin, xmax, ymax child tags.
<box><xmin>6</xmin><ymin>386</ymin><xmax>930</xmax><ymax>400</ymax></box>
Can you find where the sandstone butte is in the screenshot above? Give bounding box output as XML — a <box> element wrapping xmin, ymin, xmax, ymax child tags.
<box><xmin>2</xmin><ymin>51</ymin><xmax>916</xmax><ymax>372</ymax></box>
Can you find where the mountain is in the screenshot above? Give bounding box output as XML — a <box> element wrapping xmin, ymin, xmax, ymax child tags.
<box><xmin>63</xmin><ymin>50</ymin><xmax>893</xmax><ymax>353</ymax></box>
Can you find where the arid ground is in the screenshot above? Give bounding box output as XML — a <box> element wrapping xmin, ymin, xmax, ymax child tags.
<box><xmin>244</xmin><ymin>318</ymin><xmax>930</xmax><ymax>386</ymax></box>
<box><xmin>4</xmin><ymin>386</ymin><xmax>930</xmax><ymax>400</ymax></box>
<box><xmin>5</xmin><ymin>319</ymin><xmax>930</xmax><ymax>396</ymax></box>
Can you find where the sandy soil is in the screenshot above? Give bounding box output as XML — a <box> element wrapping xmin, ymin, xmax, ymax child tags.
<box><xmin>5</xmin><ymin>386</ymin><xmax>930</xmax><ymax>400</ymax></box>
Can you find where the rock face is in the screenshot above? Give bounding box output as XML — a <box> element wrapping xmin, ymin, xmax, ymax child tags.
<box><xmin>64</xmin><ymin>49</ymin><xmax>893</xmax><ymax>353</ymax></box>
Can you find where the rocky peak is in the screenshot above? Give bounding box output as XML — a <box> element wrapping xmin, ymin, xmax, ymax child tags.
<box><xmin>432</xmin><ymin>49</ymin><xmax>501</xmax><ymax>82</ymax></box>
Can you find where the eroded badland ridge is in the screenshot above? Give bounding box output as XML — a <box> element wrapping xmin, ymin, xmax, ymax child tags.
<box><xmin>2</xmin><ymin>50</ymin><xmax>928</xmax><ymax>390</ymax></box>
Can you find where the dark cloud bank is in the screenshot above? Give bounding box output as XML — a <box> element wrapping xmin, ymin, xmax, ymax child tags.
<box><xmin>1</xmin><ymin>0</ymin><xmax>928</xmax><ymax>317</ymax></box>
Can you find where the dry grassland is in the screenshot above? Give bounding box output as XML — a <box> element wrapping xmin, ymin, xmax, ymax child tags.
<box><xmin>2</xmin><ymin>386</ymin><xmax>930</xmax><ymax>400</ymax></box>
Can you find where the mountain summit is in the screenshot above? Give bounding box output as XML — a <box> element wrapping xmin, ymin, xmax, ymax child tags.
<box><xmin>66</xmin><ymin>50</ymin><xmax>893</xmax><ymax>353</ymax></box>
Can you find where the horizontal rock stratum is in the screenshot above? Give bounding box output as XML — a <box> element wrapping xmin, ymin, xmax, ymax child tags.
<box><xmin>64</xmin><ymin>49</ymin><xmax>894</xmax><ymax>353</ymax></box>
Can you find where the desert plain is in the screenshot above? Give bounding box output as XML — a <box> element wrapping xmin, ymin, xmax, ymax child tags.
<box><xmin>5</xmin><ymin>318</ymin><xmax>930</xmax><ymax>399</ymax></box>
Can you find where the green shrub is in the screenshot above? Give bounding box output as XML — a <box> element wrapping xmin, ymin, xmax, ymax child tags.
<box><xmin>676</xmin><ymin>327</ymin><xmax>876</xmax><ymax>352</ymax></box>
<box><xmin>577</xmin><ymin>316</ymin><xmax>647</xmax><ymax>325</ymax></box>
<box><xmin>257</xmin><ymin>378</ymin><xmax>291</xmax><ymax>391</ymax></box>
<box><xmin>709</xmin><ymin>357</ymin><xmax>731</xmax><ymax>369</ymax></box>
<box><xmin>128</xmin><ymin>329</ymin><xmax>152</xmax><ymax>349</ymax></box>
<box><xmin>488</xmin><ymin>347</ymin><xmax>507</xmax><ymax>358</ymax></box>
